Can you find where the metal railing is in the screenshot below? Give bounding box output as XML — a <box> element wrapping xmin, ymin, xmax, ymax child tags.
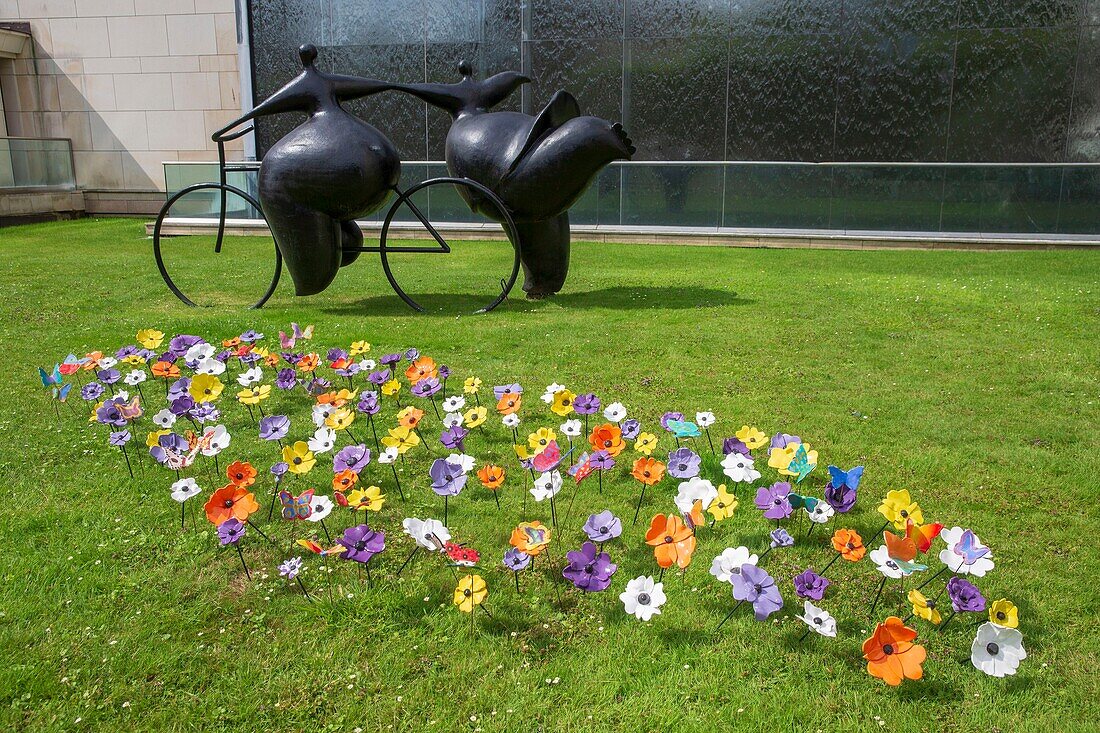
<box><xmin>0</xmin><ymin>137</ymin><xmax>76</xmax><ymax>190</ymax></box>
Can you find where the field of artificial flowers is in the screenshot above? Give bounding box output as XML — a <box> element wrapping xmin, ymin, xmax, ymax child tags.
<box><xmin>1</xmin><ymin>218</ymin><xmax>1098</xmax><ymax>732</ymax></box>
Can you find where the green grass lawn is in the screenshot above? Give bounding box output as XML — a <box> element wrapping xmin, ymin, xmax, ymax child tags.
<box><xmin>0</xmin><ymin>217</ymin><xmax>1097</xmax><ymax>732</ymax></box>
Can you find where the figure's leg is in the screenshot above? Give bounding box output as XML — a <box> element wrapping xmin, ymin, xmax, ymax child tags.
<box><xmin>511</xmin><ymin>213</ymin><xmax>570</xmax><ymax>299</ymax></box>
<box><xmin>258</xmin><ymin>189</ymin><xmax>343</xmax><ymax>297</ymax></box>
<box><xmin>339</xmin><ymin>219</ymin><xmax>364</xmax><ymax>267</ymax></box>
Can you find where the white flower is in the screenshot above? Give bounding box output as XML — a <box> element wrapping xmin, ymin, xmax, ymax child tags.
<box><xmin>152</xmin><ymin>409</ymin><xmax>176</xmax><ymax>428</ymax></box>
<box><xmin>807</xmin><ymin>502</ymin><xmax>834</xmax><ymax>524</ymax></box>
<box><xmin>358</xmin><ymin>358</ymin><xmax>376</xmax><ymax>371</ymax></box>
<box><xmin>200</xmin><ymin>425</ymin><xmax>230</xmax><ymax>456</ymax></box>
<box><xmin>530</xmin><ymin>470</ymin><xmax>562</xmax><ymax>501</ymax></box>
<box><xmin>97</xmin><ymin>356</ymin><xmax>118</xmax><ymax>369</ymax></box>
<box><xmin>308</xmin><ymin>427</ymin><xmax>336</xmax><ymax>454</ymax></box>
<box><xmin>312</xmin><ymin>403</ymin><xmax>335</xmax><ymax>428</ymax></box>
<box><xmin>196</xmin><ymin>357</ymin><xmax>225</xmax><ymax>376</ymax></box>
<box><xmin>124</xmin><ymin>370</ymin><xmax>146</xmax><ymax>386</ymax></box>
<box><xmin>403</xmin><ymin>518</ymin><xmax>450</xmax><ymax>551</ymax></box>
<box><xmin>620</xmin><ymin>576</ymin><xmax>665</xmax><ymax>621</ymax></box>
<box><xmin>184</xmin><ymin>342</ymin><xmax>214</xmax><ymax>362</ymax></box>
<box><xmin>306</xmin><ymin>495</ymin><xmax>333</xmax><ymax>522</ymax></box>
<box><xmin>869</xmin><ymin>545</ymin><xmax>906</xmax><ymax>579</ymax></box>
<box><xmin>502</xmin><ymin>413</ymin><xmax>520</xmax><ymax>429</ymax></box>
<box><xmin>560</xmin><ymin>419</ymin><xmax>582</xmax><ymax>437</ymax></box>
<box><xmin>113</xmin><ymin>389</ymin><xmax>130</xmax><ymax>401</ymax></box>
<box><xmin>721</xmin><ymin>452</ymin><xmax>760</xmax><ymax>483</ymax></box>
<box><xmin>971</xmin><ymin>622</ymin><xmax>1026</xmax><ymax>677</ymax></box>
<box><xmin>378</xmin><ymin>446</ymin><xmax>399</xmax><ymax>464</ymax></box>
<box><xmin>237</xmin><ymin>366</ymin><xmax>263</xmax><ymax>387</ymax></box>
<box><xmin>441</xmin><ymin>395</ymin><xmax>466</xmax><ymax>412</ymax></box>
<box><xmin>695</xmin><ymin>411</ymin><xmax>715</xmax><ymax>428</ymax></box>
<box><xmin>938</xmin><ymin>527</ymin><xmax>994</xmax><ymax>577</ymax></box>
<box><xmin>170</xmin><ymin>478</ymin><xmax>201</xmax><ymax>503</ymax></box>
<box><xmin>541</xmin><ymin>383</ymin><xmax>566</xmax><ymax>404</ymax></box>
<box><xmin>442</xmin><ymin>412</ymin><xmax>464</xmax><ymax>429</ymax></box>
<box><xmin>603</xmin><ymin>402</ymin><xmax>626</xmax><ymax>423</ymax></box>
<box><xmin>674</xmin><ymin>477</ymin><xmax>717</xmax><ymax>516</ymax></box>
<box><xmin>796</xmin><ymin>601</ymin><xmax>837</xmax><ymax>638</ymax></box>
<box><xmin>709</xmin><ymin>546</ymin><xmax>759</xmax><ymax>584</ymax></box>
<box><xmin>447</xmin><ymin>453</ymin><xmax>475</xmax><ymax>474</ymax></box>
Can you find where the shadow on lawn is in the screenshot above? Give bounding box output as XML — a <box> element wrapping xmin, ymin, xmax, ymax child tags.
<box><xmin>320</xmin><ymin>286</ymin><xmax>751</xmax><ymax>317</ymax></box>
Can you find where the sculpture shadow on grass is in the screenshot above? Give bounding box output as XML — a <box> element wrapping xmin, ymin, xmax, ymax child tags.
<box><xmin>320</xmin><ymin>286</ymin><xmax>752</xmax><ymax>317</ymax></box>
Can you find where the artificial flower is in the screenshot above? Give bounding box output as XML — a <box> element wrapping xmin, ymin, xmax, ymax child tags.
<box><xmin>402</xmin><ymin>518</ymin><xmax>450</xmax><ymax>551</ymax></box>
<box><xmin>347</xmin><ymin>485</ymin><xmax>386</xmax><ymax>512</ymax></box>
<box><xmin>831</xmin><ymin>528</ymin><xmax>867</xmax><ymax>562</ymax></box>
<box><xmin>666</xmin><ymin>447</ymin><xmax>700</xmax><ymax>479</ymax></box>
<box><xmin>496</xmin><ymin>392</ymin><xmax>522</xmax><ymax>415</ymax></box>
<box><xmin>136</xmin><ymin>329</ymin><xmax>164</xmax><ymax>349</ymax></box>
<box><xmin>170</xmin><ymin>477</ymin><xmax>201</xmax><ymax>503</ymax></box>
<box><xmin>562</xmin><ymin>541</ymin><xmax>617</xmax><ymax>592</ymax></box>
<box><xmin>907</xmin><ymin>589</ymin><xmax>942</xmax><ymax>625</ymax></box>
<box><xmin>528</xmin><ymin>427</ymin><xmax>557</xmax><ymax>453</ymax></box>
<box><xmin>734</xmin><ymin>425</ymin><xmax>766</xmax><ymax>449</ymax></box>
<box><xmin>463</xmin><ymin>405</ymin><xmax>487</xmax><ymax>428</ymax></box>
<box><xmin>463</xmin><ymin>376</ymin><xmax>481</xmax><ymax>394</ymax></box>
<box><xmin>988</xmin><ymin>598</ymin><xmax>1019</xmax><ymax>628</ymax></box>
<box><xmin>583</xmin><ymin>510</ymin><xmax>623</xmax><ymax>543</ymax></box>
<box><xmin>381</xmin><ymin>425</ymin><xmax>419</xmax><ymax>454</ymax></box>
<box><xmin>282</xmin><ymin>441</ymin><xmax>316</xmax><ymax>474</ymax></box>
<box><xmin>531</xmin><ymin>470</ymin><xmax>563</xmax><ymax>502</ymax></box>
<box><xmin>634</xmin><ymin>432</ymin><xmax>659</xmax><ymax>456</ymax></box>
<box><xmin>707</xmin><ymin>484</ymin><xmax>739</xmax><ymax>521</ymax></box>
<box><xmin>189</xmin><ymin>374</ymin><xmax>224</xmax><ymax>403</ymax></box>
<box><xmin>947</xmin><ymin>576</ymin><xmax>986</xmax><ymax>613</ymax></box>
<box><xmin>797</xmin><ymin>600</ymin><xmax>837</xmax><ymax>638</ymax></box>
<box><xmin>620</xmin><ymin>576</ymin><xmax>666</xmax><ymax>621</ymax></box>
<box><xmin>631</xmin><ymin>457</ymin><xmax>665</xmax><ymax>485</ymax></box>
<box><xmin>878</xmin><ymin>489</ymin><xmax>923</xmax><ymax>530</ymax></box>
<box><xmin>793</xmin><ymin>569</ymin><xmax>830</xmax><ymax>601</ymax></box>
<box><xmin>644</xmin><ymin>514</ymin><xmax>696</xmax><ymax>569</ymax></box>
<box><xmin>709</xmin><ymin>546</ymin><xmax>758</xmax><ymax>584</ymax></box>
<box><xmin>731</xmin><ymin>564</ymin><xmax>783</xmax><ymax>621</ymax></box>
<box><xmin>971</xmin><ymin>622</ymin><xmax>1026</xmax><ymax>677</ymax></box>
<box><xmin>217</xmin><ymin>517</ymin><xmax>246</xmax><ymax>545</ymax></box>
<box><xmin>405</xmin><ymin>356</ymin><xmax>437</xmax><ymax>384</ymax></box>
<box><xmin>226</xmin><ymin>460</ymin><xmax>257</xmax><ymax>488</ymax></box>
<box><xmin>604</xmin><ymin>402</ymin><xmax>626</xmax><ymax>423</ymax></box>
<box><xmin>938</xmin><ymin>526</ymin><xmax>994</xmax><ymax>577</ymax></box>
<box><xmin>308</xmin><ymin>427</ymin><xmax>336</xmax><ymax>454</ymax></box>
<box><xmin>337</xmin><ymin>524</ymin><xmax>385</xmax><ymax>563</ymax></box>
<box><xmin>510</xmin><ymin>521</ymin><xmax>551</xmax><ymax>556</ymax></box>
<box><xmin>429</xmin><ymin>458</ymin><xmax>467</xmax><ymax>496</ymax></box>
<box><xmin>453</xmin><ymin>574</ymin><xmax>487</xmax><ymax>613</ymax></box>
<box><xmin>721</xmin><ymin>451</ymin><xmax>760</xmax><ymax>483</ymax></box>
<box><xmin>477</xmin><ymin>463</ymin><xmax>505</xmax><ymax>490</ymax></box>
<box><xmin>870</xmin><ymin>545</ymin><xmax>907</xmax><ymax>579</ymax></box>
<box><xmin>755</xmin><ymin>481</ymin><xmax>793</xmax><ymax>520</ymax></box>
<box><xmin>589</xmin><ymin>423</ymin><xmax>625</xmax><ymax>457</ymax></box>
<box><xmin>306</xmin><ymin>495</ymin><xmax>334</xmax><ymax>522</ymax></box>
<box><xmin>862</xmin><ymin>617</ymin><xmax>926</xmax><ymax>686</ymax></box>
<box><xmin>204</xmin><ymin>484</ymin><xmax>259</xmax><ymax>525</ymax></box>
<box><xmin>550</xmin><ymin>389</ymin><xmax>575</xmax><ymax>416</ymax></box>
<box><xmin>674</xmin><ymin>477</ymin><xmax>718</xmax><ymax>518</ymax></box>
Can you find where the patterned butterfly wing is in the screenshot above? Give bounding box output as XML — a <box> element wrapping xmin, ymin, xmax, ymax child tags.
<box><xmin>532</xmin><ymin>440</ymin><xmax>562</xmax><ymax>473</ymax></box>
<box><xmin>55</xmin><ymin>382</ymin><xmax>73</xmax><ymax>402</ymax></box>
<box><xmin>568</xmin><ymin>452</ymin><xmax>594</xmax><ymax>484</ymax></box>
<box><xmin>788</xmin><ymin>444</ymin><xmax>815</xmax><ymax>482</ymax></box>
<box><xmin>523</xmin><ymin>525</ymin><xmax>547</xmax><ymax>549</ymax></box>
<box><xmin>954</xmin><ymin>529</ymin><xmax>990</xmax><ymax>564</ymax></box>
<box><xmin>295</xmin><ymin>489</ymin><xmax>315</xmax><ymax>519</ymax></box>
<box><xmin>279</xmin><ymin>490</ymin><xmax>297</xmax><ymax>520</ymax></box>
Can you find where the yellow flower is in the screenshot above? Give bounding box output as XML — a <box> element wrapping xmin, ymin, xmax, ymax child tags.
<box><xmin>463</xmin><ymin>406</ymin><xmax>487</xmax><ymax>428</ymax></box>
<box><xmin>349</xmin><ymin>340</ymin><xmax>371</xmax><ymax>355</ymax></box>
<box><xmin>381</xmin><ymin>425</ymin><xmax>419</xmax><ymax>454</ymax></box>
<box><xmin>463</xmin><ymin>376</ymin><xmax>482</xmax><ymax>394</ymax></box>
<box><xmin>550</xmin><ymin>389</ymin><xmax>575</xmax><ymax>417</ymax></box>
<box><xmin>381</xmin><ymin>379</ymin><xmax>401</xmax><ymax>397</ymax></box>
<box><xmin>326</xmin><ymin>408</ymin><xmax>355</xmax><ymax>431</ymax></box>
<box><xmin>237</xmin><ymin>384</ymin><xmax>271</xmax><ymax>405</ymax></box>
<box><xmin>89</xmin><ymin>401</ymin><xmax>104</xmax><ymax>422</ymax></box>
<box><xmin>528</xmin><ymin>427</ymin><xmax>557</xmax><ymax>454</ymax></box>
<box><xmin>453</xmin><ymin>574</ymin><xmax>487</xmax><ymax>613</ymax></box>
<box><xmin>514</xmin><ymin>444</ymin><xmax>532</xmax><ymax>461</ymax></box>
<box><xmin>735</xmin><ymin>425</ymin><xmax>768</xmax><ymax>450</ymax></box>
<box><xmin>988</xmin><ymin>598</ymin><xmax>1019</xmax><ymax>628</ymax></box>
<box><xmin>282</xmin><ymin>441</ymin><xmax>316</xmax><ymax>474</ymax></box>
<box><xmin>189</xmin><ymin>374</ymin><xmax>224</xmax><ymax>403</ymax></box>
<box><xmin>708</xmin><ymin>484</ymin><xmax>739</xmax><ymax>522</ymax></box>
<box><xmin>878</xmin><ymin>489</ymin><xmax>923</xmax><ymax>530</ymax></box>
<box><xmin>907</xmin><ymin>589</ymin><xmax>942</xmax><ymax>625</ymax></box>
<box><xmin>634</xmin><ymin>432</ymin><xmax>659</xmax><ymax>456</ymax></box>
<box><xmin>146</xmin><ymin>429</ymin><xmax>170</xmax><ymax>448</ymax></box>
<box><xmin>347</xmin><ymin>485</ymin><xmax>386</xmax><ymax>512</ymax></box>
<box><xmin>768</xmin><ymin>444</ymin><xmax>796</xmax><ymax>473</ymax></box>
<box><xmin>136</xmin><ymin>329</ymin><xmax>164</xmax><ymax>349</ymax></box>
<box><xmin>121</xmin><ymin>354</ymin><xmax>146</xmax><ymax>366</ymax></box>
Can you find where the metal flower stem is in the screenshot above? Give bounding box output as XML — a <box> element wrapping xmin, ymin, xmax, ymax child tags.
<box><xmin>868</xmin><ymin>576</ymin><xmax>887</xmax><ymax>618</ymax></box>
<box><xmin>368</xmin><ymin>414</ymin><xmax>380</xmax><ymax>452</ymax></box>
<box><xmin>798</xmin><ymin>627</ymin><xmax>813</xmax><ymax>643</ymax></box>
<box><xmin>120</xmin><ymin>445</ymin><xmax>134</xmax><ymax>478</ymax></box>
<box><xmin>632</xmin><ymin>482</ymin><xmax>648</xmax><ymax>525</ymax></box>
<box><xmin>246</xmin><ymin>519</ymin><xmax>280</xmax><ymax>550</ymax></box>
<box><xmin>257</xmin><ymin>402</ymin><xmax>266</xmax><ymax>418</ymax></box>
<box><xmin>704</xmin><ymin>427</ymin><xmax>715</xmax><ymax>455</ymax></box>
<box><xmin>758</xmin><ymin>546</ymin><xmax>774</xmax><ymax>564</ymax></box>
<box><xmin>296</xmin><ymin>576</ymin><xmax>313</xmax><ymax>602</ymax></box>
<box><xmin>236</xmin><ymin>544</ymin><xmax>251</xmax><ymax>579</ymax></box>
<box><xmin>390</xmin><ymin>464</ymin><xmax>404</xmax><ymax>501</ymax></box>
<box><xmin>245</xmin><ymin>403</ymin><xmax>256</xmax><ymax>424</ymax></box>
<box><xmin>806</xmin><ymin>521</ymin><xmax>817</xmax><ymax>538</ymax></box>
<box><xmin>267</xmin><ymin>489</ymin><xmax>279</xmax><ymax>521</ymax></box>
<box><xmin>188</xmin><ymin>500</ymin><xmax>198</xmax><ymax>530</ymax></box>
<box><xmin>916</xmin><ymin>564</ymin><xmax>948</xmax><ymax>591</ymax></box>
<box><xmin>364</xmin><ymin>559</ymin><xmax>373</xmax><ymax>588</ymax></box>
<box><xmin>819</xmin><ymin>551</ymin><xmax>842</xmax><ymax>575</ymax></box>
<box><xmin>938</xmin><ymin>610</ymin><xmax>958</xmax><ymax>633</ymax></box>
<box><xmin>180</xmin><ymin>501</ymin><xmax>186</xmax><ymax>529</ymax></box>
<box><xmin>444</xmin><ymin>495</ymin><xmax>449</xmax><ymax>526</ymax></box>
<box><xmin>513</xmin><ymin>570</ymin><xmax>520</xmax><ymax>592</ymax></box>
<box><xmin>395</xmin><ymin>546</ymin><xmax>419</xmax><ymax>577</ymax></box>
<box><xmin>716</xmin><ymin>600</ymin><xmax>745</xmax><ymax>631</ymax></box>
<box><xmin>522</xmin><ymin>472</ymin><xmax>528</xmax><ymax>520</ymax></box>
<box><xmin>320</xmin><ymin>518</ymin><xmax>333</xmax><ymax>543</ymax></box>
<box><xmin>428</xmin><ymin>396</ymin><xmax>441</xmax><ymax>421</ymax></box>
<box><xmin>492</xmin><ymin>487</ymin><xmax>500</xmax><ymax>510</ymax></box>
<box><xmin>549</xmin><ymin>494</ymin><xmax>557</xmax><ymax>530</ymax></box>
<box><xmin>658</xmin><ymin>566</ymin><xmax>665</xmax><ymax>583</ymax></box>
<box><xmin>213</xmin><ymin>453</ymin><xmax>219</xmax><ymax>476</ymax></box>
<box><xmin>597</xmin><ymin>470</ymin><xmax>603</xmax><ymax>495</ymax></box>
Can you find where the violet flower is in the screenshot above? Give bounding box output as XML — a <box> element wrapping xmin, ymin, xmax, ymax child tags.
<box><xmin>770</xmin><ymin>433</ymin><xmax>801</xmax><ymax>451</ymax></box>
<box><xmin>731</xmin><ymin>564</ymin><xmax>783</xmax><ymax>620</ymax></box>
<box><xmin>503</xmin><ymin>547</ymin><xmax>531</xmax><ymax>572</ymax></box>
<box><xmin>770</xmin><ymin>528</ymin><xmax>794</xmax><ymax>548</ymax></box>
<box><xmin>590</xmin><ymin>450</ymin><xmax>616</xmax><ymax>471</ymax></box>
<box><xmin>660</xmin><ymin>412</ymin><xmax>684</xmax><ymax>431</ymax></box>
<box><xmin>620</xmin><ymin>419</ymin><xmax>641</xmax><ymax>440</ymax></box>
<box><xmin>333</xmin><ymin>444</ymin><xmax>371</xmax><ymax>473</ymax></box>
<box><xmin>493</xmin><ymin>383</ymin><xmax>522</xmax><ymax>400</ymax></box>
<box><xmin>259</xmin><ymin>414</ymin><xmax>290</xmax><ymax>441</ymax></box>
<box><xmin>80</xmin><ymin>382</ymin><xmax>105</xmax><ymax>401</ymax></box>
<box><xmin>948</xmin><ymin>576</ymin><xmax>986</xmax><ymax>613</ymax></box>
<box><xmin>379</xmin><ymin>353</ymin><xmax>401</xmax><ymax>367</ymax></box>
<box><xmin>573</xmin><ymin>393</ymin><xmax>600</xmax><ymax>415</ymax></box>
<box><xmin>722</xmin><ymin>437</ymin><xmax>751</xmax><ymax>456</ymax></box>
<box><xmin>440</xmin><ymin>425</ymin><xmax>468</xmax><ymax>451</ymax></box>
<box><xmin>667</xmin><ymin>447</ymin><xmax>700</xmax><ymax>479</ymax></box>
<box><xmin>275</xmin><ymin>368</ymin><xmax>298</xmax><ymax>390</ymax></box>
<box><xmin>793</xmin><ymin>569</ymin><xmax>830</xmax><ymax>601</ymax></box>
<box><xmin>411</xmin><ymin>377</ymin><xmax>441</xmax><ymax>398</ymax></box>
<box><xmin>562</xmin><ymin>541</ymin><xmax>617</xmax><ymax>592</ymax></box>
<box><xmin>583</xmin><ymin>510</ymin><xmax>622</xmax><ymax>543</ymax></box>
<box><xmin>429</xmin><ymin>458</ymin><xmax>467</xmax><ymax>497</ymax></box>
<box><xmin>337</xmin><ymin>525</ymin><xmax>385</xmax><ymax>563</ymax></box>
<box><xmin>755</xmin><ymin>481</ymin><xmax>793</xmax><ymax>520</ymax></box>
<box><xmin>824</xmin><ymin>482</ymin><xmax>857</xmax><ymax>513</ymax></box>
<box><xmin>357</xmin><ymin>391</ymin><xmax>380</xmax><ymax>415</ymax></box>
<box><xmin>218</xmin><ymin>518</ymin><xmax>246</xmax><ymax>546</ymax></box>
<box><xmin>368</xmin><ymin>368</ymin><xmax>391</xmax><ymax>386</ymax></box>
<box><xmin>109</xmin><ymin>430</ymin><xmax>132</xmax><ymax>447</ymax></box>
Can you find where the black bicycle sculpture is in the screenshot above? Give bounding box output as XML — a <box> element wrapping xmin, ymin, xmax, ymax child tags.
<box><xmin>152</xmin><ymin>44</ymin><xmax>633</xmax><ymax>312</ymax></box>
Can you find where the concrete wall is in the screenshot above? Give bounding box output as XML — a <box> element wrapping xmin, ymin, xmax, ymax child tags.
<box><xmin>0</xmin><ymin>0</ymin><xmax>243</xmax><ymax>213</ymax></box>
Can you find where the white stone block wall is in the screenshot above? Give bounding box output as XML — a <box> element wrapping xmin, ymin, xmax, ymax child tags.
<box><xmin>0</xmin><ymin>0</ymin><xmax>244</xmax><ymax>212</ymax></box>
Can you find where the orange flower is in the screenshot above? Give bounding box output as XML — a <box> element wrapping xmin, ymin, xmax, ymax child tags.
<box><xmin>204</xmin><ymin>484</ymin><xmax>259</xmax><ymax>525</ymax></box>
<box><xmin>226</xmin><ymin>461</ymin><xmax>257</xmax><ymax>487</ymax></box>
<box><xmin>330</xmin><ymin>356</ymin><xmax>351</xmax><ymax>371</ymax></box>
<box><xmin>509</xmin><ymin>521</ymin><xmax>551</xmax><ymax>556</ymax></box>
<box><xmin>404</xmin><ymin>356</ymin><xmax>437</xmax><ymax>384</ymax></box>
<box><xmin>644</xmin><ymin>514</ymin><xmax>696</xmax><ymax>569</ymax></box>
<box><xmin>82</xmin><ymin>351</ymin><xmax>103</xmax><ymax>370</ymax></box>
<box><xmin>297</xmin><ymin>353</ymin><xmax>319</xmax><ymax>372</ymax></box>
<box><xmin>151</xmin><ymin>361</ymin><xmax>180</xmax><ymax>379</ymax></box>
<box><xmin>264</xmin><ymin>352</ymin><xmax>280</xmax><ymax>368</ymax></box>
<box><xmin>631</xmin><ymin>457</ymin><xmax>666</xmax><ymax>486</ymax></box>
<box><xmin>222</xmin><ymin>336</ymin><xmax>241</xmax><ymax>348</ymax></box>
<box><xmin>589</xmin><ymin>423</ymin><xmax>625</xmax><ymax>457</ymax></box>
<box><xmin>333</xmin><ymin>469</ymin><xmax>359</xmax><ymax>492</ymax></box>
<box><xmin>477</xmin><ymin>464</ymin><xmax>505</xmax><ymax>490</ymax></box>
<box><xmin>831</xmin><ymin>528</ymin><xmax>867</xmax><ymax>561</ymax></box>
<box><xmin>397</xmin><ymin>406</ymin><xmax>425</xmax><ymax>429</ymax></box>
<box><xmin>317</xmin><ymin>388</ymin><xmax>356</xmax><ymax>407</ymax></box>
<box><xmin>496</xmin><ymin>393</ymin><xmax>522</xmax><ymax>415</ymax></box>
<box><xmin>863</xmin><ymin>616</ymin><xmax>927</xmax><ymax>686</ymax></box>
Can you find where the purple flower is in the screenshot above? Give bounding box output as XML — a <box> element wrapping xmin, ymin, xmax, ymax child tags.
<box><xmin>166</xmin><ymin>378</ymin><xmax>190</xmax><ymax>402</ymax></box>
<box><xmin>582</xmin><ymin>510</ymin><xmax>622</xmax><ymax>543</ymax></box>
<box><xmin>275</xmin><ymin>368</ymin><xmax>298</xmax><ymax>390</ymax></box>
<box><xmin>259</xmin><ymin>414</ymin><xmax>290</xmax><ymax>441</ymax></box>
<box><xmin>573</xmin><ymin>392</ymin><xmax>600</xmax><ymax>415</ymax></box>
<box><xmin>304</xmin><ymin>377</ymin><xmax>330</xmax><ymax>396</ymax></box>
<box><xmin>438</xmin><ymin>364</ymin><xmax>451</xmax><ymax>380</ymax></box>
<box><xmin>666</xmin><ymin>447</ymin><xmax>700</xmax><ymax>479</ymax></box>
<box><xmin>278</xmin><ymin>556</ymin><xmax>302</xmax><ymax>580</ymax></box>
<box><xmin>368</xmin><ymin>368</ymin><xmax>391</xmax><ymax>386</ymax></box>
<box><xmin>591</xmin><ymin>450</ymin><xmax>616</xmax><ymax>471</ymax></box>
<box><xmin>115</xmin><ymin>345</ymin><xmax>139</xmax><ymax>359</ymax></box>
<box><xmin>357</xmin><ymin>391</ymin><xmax>380</xmax><ymax>415</ymax></box>
<box><xmin>503</xmin><ymin>547</ymin><xmax>531</xmax><ymax>572</ymax></box>
<box><xmin>439</xmin><ymin>425</ymin><xmax>468</xmax><ymax>451</ymax></box>
<box><xmin>167</xmin><ymin>334</ymin><xmax>202</xmax><ymax>357</ymax></box>
<box><xmin>404</xmin><ymin>348</ymin><xmax>419</xmax><ymax>361</ymax></box>
<box><xmin>429</xmin><ymin>458</ymin><xmax>467</xmax><ymax>497</ymax></box>
<box><xmin>824</xmin><ymin>482</ymin><xmax>857</xmax><ymax>513</ymax></box>
<box><xmin>660</xmin><ymin>412</ymin><xmax>685</xmax><ymax>431</ymax></box>
<box><xmin>240</xmin><ymin>329</ymin><xmax>263</xmax><ymax>343</ymax></box>
<box><xmin>169</xmin><ymin>394</ymin><xmax>195</xmax><ymax>417</ymax></box>
<box><xmin>109</xmin><ymin>430</ymin><xmax>132</xmax><ymax>447</ymax></box>
<box><xmin>620</xmin><ymin>419</ymin><xmax>641</xmax><ymax>440</ymax></box>
<box><xmin>793</xmin><ymin>569</ymin><xmax>830</xmax><ymax>600</ymax></box>
<box><xmin>191</xmin><ymin>403</ymin><xmax>220</xmax><ymax>424</ymax></box>
<box><xmin>239</xmin><ymin>352</ymin><xmax>262</xmax><ymax>366</ymax></box>
<box><xmin>411</xmin><ymin>377</ymin><xmax>441</xmax><ymax>398</ymax></box>
<box><xmin>770</xmin><ymin>528</ymin><xmax>794</xmax><ymax>548</ymax></box>
<box><xmin>217</xmin><ymin>518</ymin><xmax>246</xmax><ymax>546</ymax></box>
<box><xmin>380</xmin><ymin>353</ymin><xmax>401</xmax><ymax>367</ymax></box>
<box><xmin>333</xmin><ymin>444</ymin><xmax>371</xmax><ymax>473</ymax></box>
<box><xmin>80</xmin><ymin>382</ymin><xmax>105</xmax><ymax>401</ymax></box>
<box><xmin>215</xmin><ymin>349</ymin><xmax>233</xmax><ymax>363</ymax></box>
<box><xmin>271</xmin><ymin>461</ymin><xmax>289</xmax><ymax>480</ymax></box>
<box><xmin>96</xmin><ymin>401</ymin><xmax>127</xmax><ymax>427</ymax></box>
<box><xmin>731</xmin><ymin>564</ymin><xmax>783</xmax><ymax>620</ymax></box>
<box><xmin>722</xmin><ymin>437</ymin><xmax>751</xmax><ymax>456</ymax></box>
<box><xmin>755</xmin><ymin>481</ymin><xmax>793</xmax><ymax>520</ymax></box>
<box><xmin>150</xmin><ymin>432</ymin><xmax>188</xmax><ymax>465</ymax></box>
<box><xmin>335</xmin><ymin>362</ymin><xmax>360</xmax><ymax>378</ymax></box>
<box><xmin>493</xmin><ymin>383</ymin><xmax>522</xmax><ymax>400</ymax></box>
<box><xmin>562</xmin><ymin>541</ymin><xmax>617</xmax><ymax>592</ymax></box>
<box><xmin>947</xmin><ymin>577</ymin><xmax>986</xmax><ymax>613</ymax></box>
<box><xmin>280</xmin><ymin>351</ymin><xmax>302</xmax><ymax>366</ymax></box>
<box><xmin>337</xmin><ymin>524</ymin><xmax>385</xmax><ymax>563</ymax></box>
<box><xmin>327</xmin><ymin>347</ymin><xmax>348</xmax><ymax>362</ymax></box>
<box><xmin>770</xmin><ymin>433</ymin><xmax>801</xmax><ymax>451</ymax></box>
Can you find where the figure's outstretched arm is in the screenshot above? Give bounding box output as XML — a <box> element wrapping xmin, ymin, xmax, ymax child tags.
<box><xmin>329</xmin><ymin>74</ymin><xmax>394</xmax><ymax>102</ymax></box>
<box><xmin>386</xmin><ymin>82</ymin><xmax>467</xmax><ymax>115</ymax></box>
<box><xmin>211</xmin><ymin>77</ymin><xmax>308</xmax><ymax>142</ymax></box>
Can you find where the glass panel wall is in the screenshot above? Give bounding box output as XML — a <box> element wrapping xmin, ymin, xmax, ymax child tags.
<box><xmin>0</xmin><ymin>138</ymin><xmax>75</xmax><ymax>189</ymax></box>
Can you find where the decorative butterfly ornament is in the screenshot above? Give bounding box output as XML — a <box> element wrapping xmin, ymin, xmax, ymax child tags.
<box><xmin>280</xmin><ymin>489</ymin><xmax>315</xmax><ymax>520</ymax></box>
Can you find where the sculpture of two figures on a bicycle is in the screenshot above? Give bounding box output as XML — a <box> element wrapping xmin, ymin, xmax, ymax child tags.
<box><xmin>201</xmin><ymin>43</ymin><xmax>635</xmax><ymax>312</ymax></box>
